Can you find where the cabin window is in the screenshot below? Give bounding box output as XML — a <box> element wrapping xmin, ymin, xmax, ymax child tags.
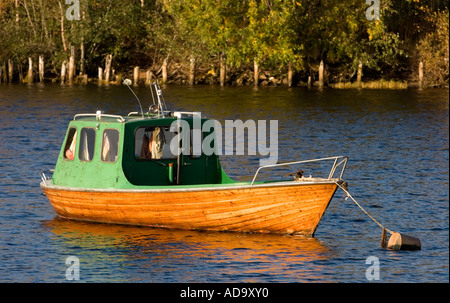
<box><xmin>101</xmin><ymin>129</ymin><xmax>119</xmax><ymax>163</ymax></box>
<box><xmin>63</xmin><ymin>127</ymin><xmax>77</xmax><ymax>161</ymax></box>
<box><xmin>135</xmin><ymin>126</ymin><xmax>177</xmax><ymax>160</ymax></box>
<box><xmin>79</xmin><ymin>128</ymin><xmax>96</xmax><ymax>162</ymax></box>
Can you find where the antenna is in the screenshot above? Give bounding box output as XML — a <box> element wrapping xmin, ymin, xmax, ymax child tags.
<box><xmin>149</xmin><ymin>81</ymin><xmax>168</xmax><ymax>117</ymax></box>
<box><xmin>149</xmin><ymin>81</ymin><xmax>157</xmax><ymax>106</ymax></box>
<box><xmin>123</xmin><ymin>78</ymin><xmax>144</xmax><ymax>118</ymax></box>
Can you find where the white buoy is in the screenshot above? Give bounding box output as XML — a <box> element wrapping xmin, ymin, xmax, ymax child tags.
<box><xmin>387</xmin><ymin>232</ymin><xmax>422</xmax><ymax>251</ymax></box>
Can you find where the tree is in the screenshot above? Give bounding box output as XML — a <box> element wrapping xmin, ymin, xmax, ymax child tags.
<box><xmin>245</xmin><ymin>0</ymin><xmax>303</xmax><ymax>71</ymax></box>
<box><xmin>417</xmin><ymin>9</ymin><xmax>449</xmax><ymax>86</ymax></box>
<box><xmin>294</xmin><ymin>0</ymin><xmax>406</xmax><ymax>81</ymax></box>
<box><xmin>0</xmin><ymin>0</ymin><xmax>447</xmax><ymax>85</ymax></box>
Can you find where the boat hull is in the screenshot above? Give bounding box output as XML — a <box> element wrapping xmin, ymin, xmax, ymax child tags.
<box><xmin>41</xmin><ymin>181</ymin><xmax>339</xmax><ymax>236</ymax></box>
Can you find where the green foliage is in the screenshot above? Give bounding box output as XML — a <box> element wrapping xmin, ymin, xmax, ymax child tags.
<box><xmin>245</xmin><ymin>0</ymin><xmax>303</xmax><ymax>70</ymax></box>
<box><xmin>0</xmin><ymin>0</ymin><xmax>448</xmax><ymax>86</ymax></box>
<box><xmin>417</xmin><ymin>9</ymin><xmax>449</xmax><ymax>86</ymax></box>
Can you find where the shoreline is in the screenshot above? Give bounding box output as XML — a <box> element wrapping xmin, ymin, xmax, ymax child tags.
<box><xmin>1</xmin><ymin>77</ymin><xmax>444</xmax><ymax>89</ymax></box>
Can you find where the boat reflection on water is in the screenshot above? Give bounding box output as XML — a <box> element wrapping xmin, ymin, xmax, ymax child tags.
<box><xmin>45</xmin><ymin>217</ymin><xmax>333</xmax><ymax>282</ymax></box>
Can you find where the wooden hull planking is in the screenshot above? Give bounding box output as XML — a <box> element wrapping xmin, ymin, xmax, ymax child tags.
<box><xmin>41</xmin><ymin>181</ymin><xmax>338</xmax><ymax>236</ymax></box>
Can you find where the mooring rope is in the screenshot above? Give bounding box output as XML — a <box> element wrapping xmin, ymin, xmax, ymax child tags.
<box><xmin>334</xmin><ymin>181</ymin><xmax>394</xmax><ymax>235</ymax></box>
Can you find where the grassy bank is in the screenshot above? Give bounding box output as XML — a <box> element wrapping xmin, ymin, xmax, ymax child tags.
<box><xmin>331</xmin><ymin>80</ymin><xmax>408</xmax><ymax>89</ymax></box>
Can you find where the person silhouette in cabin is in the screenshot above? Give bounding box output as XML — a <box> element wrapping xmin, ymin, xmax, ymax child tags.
<box><xmin>140</xmin><ymin>127</ymin><xmax>165</xmax><ymax>159</ymax></box>
<box><xmin>65</xmin><ymin>130</ymin><xmax>77</xmax><ymax>160</ymax></box>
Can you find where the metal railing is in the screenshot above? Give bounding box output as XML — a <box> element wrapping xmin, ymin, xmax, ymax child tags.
<box><xmin>74</xmin><ymin>112</ymin><xmax>125</xmax><ymax>122</ymax></box>
<box><xmin>40</xmin><ymin>169</ymin><xmax>54</xmax><ymax>186</ymax></box>
<box><xmin>250</xmin><ymin>156</ymin><xmax>348</xmax><ymax>186</ymax></box>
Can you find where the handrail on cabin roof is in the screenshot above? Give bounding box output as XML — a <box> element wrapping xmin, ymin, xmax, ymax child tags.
<box><xmin>73</xmin><ymin>111</ymin><xmax>125</xmax><ymax>122</ymax></box>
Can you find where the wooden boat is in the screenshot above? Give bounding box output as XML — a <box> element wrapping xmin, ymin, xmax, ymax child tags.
<box><xmin>41</xmin><ymin>82</ymin><xmax>348</xmax><ymax>236</ymax></box>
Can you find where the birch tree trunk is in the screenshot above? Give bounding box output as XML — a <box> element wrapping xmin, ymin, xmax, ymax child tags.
<box><xmin>254</xmin><ymin>59</ymin><xmax>259</xmax><ymax>86</ymax></box>
<box><xmin>26</xmin><ymin>57</ymin><xmax>33</xmax><ymax>83</ymax></box>
<box><xmin>8</xmin><ymin>59</ymin><xmax>13</xmax><ymax>83</ymax></box>
<box><xmin>80</xmin><ymin>42</ymin><xmax>85</xmax><ymax>75</ymax></box>
<box><xmin>22</xmin><ymin>0</ymin><xmax>37</xmax><ymax>38</ymax></box>
<box><xmin>356</xmin><ymin>61</ymin><xmax>363</xmax><ymax>86</ymax></box>
<box><xmin>133</xmin><ymin>66</ymin><xmax>140</xmax><ymax>86</ymax></box>
<box><xmin>220</xmin><ymin>55</ymin><xmax>226</xmax><ymax>86</ymax></box>
<box><xmin>162</xmin><ymin>57</ymin><xmax>168</xmax><ymax>84</ymax></box>
<box><xmin>104</xmin><ymin>54</ymin><xmax>112</xmax><ymax>84</ymax></box>
<box><xmin>189</xmin><ymin>55</ymin><xmax>195</xmax><ymax>85</ymax></box>
<box><xmin>288</xmin><ymin>62</ymin><xmax>293</xmax><ymax>87</ymax></box>
<box><xmin>98</xmin><ymin>67</ymin><xmax>103</xmax><ymax>84</ymax></box>
<box><xmin>15</xmin><ymin>0</ymin><xmax>19</xmax><ymax>22</ymax></box>
<box><xmin>68</xmin><ymin>46</ymin><xmax>75</xmax><ymax>85</ymax></box>
<box><xmin>58</xmin><ymin>1</ymin><xmax>67</xmax><ymax>52</ymax></box>
<box><xmin>318</xmin><ymin>60</ymin><xmax>324</xmax><ymax>87</ymax></box>
<box><xmin>39</xmin><ymin>55</ymin><xmax>44</xmax><ymax>82</ymax></box>
<box><xmin>61</xmin><ymin>60</ymin><xmax>67</xmax><ymax>84</ymax></box>
<box><xmin>145</xmin><ymin>70</ymin><xmax>153</xmax><ymax>85</ymax></box>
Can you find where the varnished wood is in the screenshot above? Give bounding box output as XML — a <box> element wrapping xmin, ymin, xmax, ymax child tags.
<box><xmin>42</xmin><ymin>181</ymin><xmax>338</xmax><ymax>236</ymax></box>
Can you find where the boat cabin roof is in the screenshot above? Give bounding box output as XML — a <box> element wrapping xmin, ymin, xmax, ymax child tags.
<box><xmin>72</xmin><ymin>109</ymin><xmax>201</xmax><ymax>123</ymax></box>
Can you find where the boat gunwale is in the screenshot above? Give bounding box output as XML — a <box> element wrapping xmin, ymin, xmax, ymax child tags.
<box><xmin>40</xmin><ymin>178</ymin><xmax>342</xmax><ymax>194</ymax></box>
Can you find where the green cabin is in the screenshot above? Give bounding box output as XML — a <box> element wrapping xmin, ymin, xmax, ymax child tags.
<box><xmin>51</xmin><ymin>111</ymin><xmax>235</xmax><ymax>189</ymax></box>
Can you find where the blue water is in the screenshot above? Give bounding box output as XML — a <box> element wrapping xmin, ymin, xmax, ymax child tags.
<box><xmin>0</xmin><ymin>84</ymin><xmax>448</xmax><ymax>283</ymax></box>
